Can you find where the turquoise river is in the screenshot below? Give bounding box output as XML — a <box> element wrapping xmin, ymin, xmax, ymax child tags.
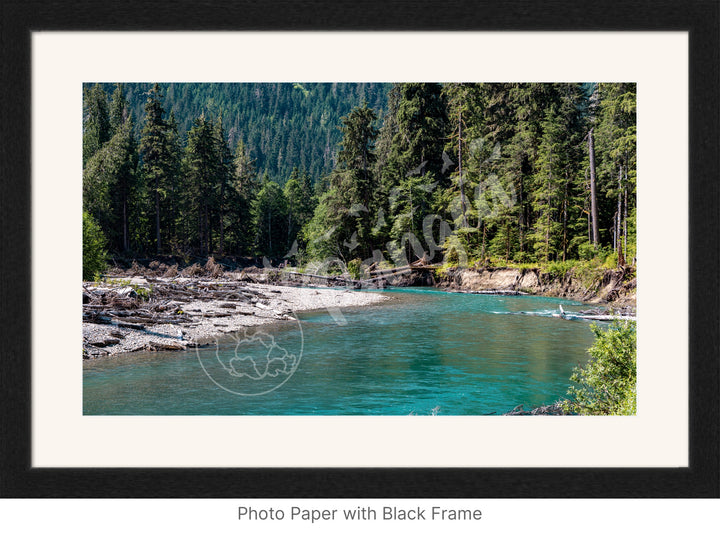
<box><xmin>83</xmin><ymin>287</ymin><xmax>599</xmax><ymax>415</ymax></box>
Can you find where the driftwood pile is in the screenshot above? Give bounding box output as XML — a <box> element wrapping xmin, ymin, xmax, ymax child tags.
<box><xmin>107</xmin><ymin>257</ymin><xmax>228</xmax><ymax>280</ymax></box>
<box><xmin>82</xmin><ymin>277</ymin><xmax>280</xmax><ymax>357</ymax></box>
<box><xmin>83</xmin><ymin>279</ymin><xmax>275</xmax><ymax>327</ymax></box>
<box><xmin>283</xmin><ymin>271</ymin><xmax>363</xmax><ymax>288</ymax></box>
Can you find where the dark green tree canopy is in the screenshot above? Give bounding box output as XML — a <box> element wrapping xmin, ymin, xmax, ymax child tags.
<box><xmin>83</xmin><ymin>82</ymin><xmax>635</xmax><ymax>268</ymax></box>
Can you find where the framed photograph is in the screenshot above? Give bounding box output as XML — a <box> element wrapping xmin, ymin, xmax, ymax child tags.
<box><xmin>1</xmin><ymin>1</ymin><xmax>717</xmax><ymax>498</ymax></box>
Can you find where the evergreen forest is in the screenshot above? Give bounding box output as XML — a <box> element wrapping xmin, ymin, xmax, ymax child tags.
<box><xmin>83</xmin><ymin>82</ymin><xmax>636</xmax><ymax>275</ymax></box>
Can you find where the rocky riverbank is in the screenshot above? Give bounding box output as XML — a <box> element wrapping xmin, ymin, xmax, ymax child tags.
<box><xmin>84</xmin><ymin>258</ymin><xmax>635</xmax><ymax>358</ymax></box>
<box><xmin>271</xmin><ymin>263</ymin><xmax>635</xmax><ymax>307</ymax></box>
<box><xmin>83</xmin><ymin>271</ymin><xmax>389</xmax><ymax>359</ymax></box>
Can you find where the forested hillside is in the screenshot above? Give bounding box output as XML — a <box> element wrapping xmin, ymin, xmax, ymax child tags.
<box><xmin>94</xmin><ymin>82</ymin><xmax>389</xmax><ymax>181</ymax></box>
<box><xmin>82</xmin><ymin>82</ymin><xmax>636</xmax><ymax>278</ymax></box>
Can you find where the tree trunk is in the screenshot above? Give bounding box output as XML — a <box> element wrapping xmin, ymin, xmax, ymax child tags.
<box><xmin>545</xmin><ymin>212</ymin><xmax>550</xmax><ymax>263</ymax></box>
<box><xmin>623</xmin><ymin>165</ymin><xmax>628</xmax><ymax>256</ymax></box>
<box><xmin>617</xmin><ymin>166</ymin><xmax>625</xmax><ymax>267</ymax></box>
<box><xmin>545</xmin><ymin>167</ymin><xmax>551</xmax><ymax>262</ymax></box>
<box><xmin>208</xmin><ymin>203</ymin><xmax>214</xmax><ymax>255</ymax></box>
<box><xmin>122</xmin><ymin>198</ymin><xmax>128</xmax><ymax>252</ymax></box>
<box><xmin>198</xmin><ymin>209</ymin><xmax>203</xmax><ymax>254</ymax></box>
<box><xmin>518</xmin><ymin>175</ymin><xmax>525</xmax><ymax>252</ymax></box>
<box><xmin>481</xmin><ymin>221</ymin><xmax>486</xmax><ymax>261</ymax></box>
<box><xmin>155</xmin><ymin>175</ymin><xmax>161</xmax><ymax>254</ymax></box>
<box><xmin>587</xmin><ymin>210</ymin><xmax>591</xmax><ymax>244</ymax></box>
<box><xmin>219</xmin><ymin>181</ymin><xmax>226</xmax><ymax>256</ymax></box>
<box><xmin>169</xmin><ymin>181</ymin><xmax>175</xmax><ymax>251</ymax></box>
<box><xmin>287</xmin><ymin>208</ymin><xmax>292</xmax><ymax>250</ymax></box>
<box><xmin>458</xmin><ymin>109</ymin><xmax>468</xmax><ymax>228</ymax></box>
<box><xmin>409</xmin><ymin>182</ymin><xmax>414</xmax><ymax>237</ymax></box>
<box><xmin>612</xmin><ymin>218</ymin><xmax>616</xmax><ymax>252</ymax></box>
<box><xmin>588</xmin><ymin>128</ymin><xmax>599</xmax><ymax>246</ymax></box>
<box><xmin>562</xmin><ymin>177</ymin><xmax>568</xmax><ymax>262</ymax></box>
<box><xmin>205</xmin><ymin>203</ymin><xmax>210</xmax><ymax>255</ymax></box>
<box><xmin>505</xmin><ymin>222</ymin><xmax>510</xmax><ymax>263</ymax></box>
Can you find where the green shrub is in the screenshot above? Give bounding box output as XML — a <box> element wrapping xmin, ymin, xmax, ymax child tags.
<box><xmin>434</xmin><ymin>263</ymin><xmax>456</xmax><ymax>278</ymax></box>
<box><xmin>83</xmin><ymin>211</ymin><xmax>108</xmax><ymax>281</ymax></box>
<box><xmin>544</xmin><ymin>260</ymin><xmax>578</xmax><ymax>279</ymax></box>
<box><xmin>135</xmin><ymin>285</ymin><xmax>152</xmax><ymax>300</ymax></box>
<box><xmin>577</xmin><ymin>241</ymin><xmax>595</xmax><ymax>261</ymax></box>
<box><xmin>105</xmin><ymin>278</ymin><xmax>152</xmax><ymax>300</ymax></box>
<box><xmin>574</xmin><ymin>260</ymin><xmax>604</xmax><ymax>289</ymax></box>
<box><xmin>441</xmin><ymin>233</ymin><xmax>467</xmax><ymax>267</ymax></box>
<box><xmin>512</xmin><ymin>251</ymin><xmax>534</xmax><ymax>264</ymax></box>
<box><xmin>347</xmin><ymin>258</ymin><xmax>362</xmax><ymax>280</ymax></box>
<box><xmin>594</xmin><ymin>245</ymin><xmax>613</xmax><ymax>264</ymax></box>
<box><xmin>603</xmin><ymin>252</ymin><xmax>619</xmax><ymax>269</ymax></box>
<box><xmin>564</xmin><ymin>321</ymin><xmax>637</xmax><ymax>415</ymax></box>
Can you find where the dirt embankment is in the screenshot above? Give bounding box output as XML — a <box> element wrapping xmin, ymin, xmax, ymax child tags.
<box><xmin>434</xmin><ymin>266</ymin><xmax>636</xmax><ymax>307</ymax></box>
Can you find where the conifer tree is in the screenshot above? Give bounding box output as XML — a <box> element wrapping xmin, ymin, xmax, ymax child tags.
<box><xmin>335</xmin><ymin>103</ymin><xmax>379</xmax><ymax>258</ymax></box>
<box><xmin>83</xmin><ymin>84</ymin><xmax>111</xmax><ymax>166</ymax></box>
<box><xmin>213</xmin><ymin>119</ymin><xmax>234</xmax><ymax>255</ymax></box>
<box><xmin>184</xmin><ymin>114</ymin><xmax>218</xmax><ymax>254</ymax></box>
<box><xmin>83</xmin><ymin>113</ymin><xmax>138</xmax><ymax>252</ymax></box>
<box><xmin>109</xmin><ymin>83</ymin><xmax>128</xmax><ymax>135</ymax></box>
<box><xmin>283</xmin><ymin>167</ymin><xmax>317</xmax><ymax>254</ymax></box>
<box><xmin>162</xmin><ymin>110</ymin><xmax>183</xmax><ymax>251</ymax></box>
<box><xmin>139</xmin><ymin>83</ymin><xmax>176</xmax><ymax>254</ymax></box>
<box><xmin>227</xmin><ymin>139</ymin><xmax>258</xmax><ymax>255</ymax></box>
<box><xmin>252</xmin><ymin>174</ymin><xmax>288</xmax><ymax>258</ymax></box>
<box><xmin>385</xmin><ymin>83</ymin><xmax>448</xmax><ymax>262</ymax></box>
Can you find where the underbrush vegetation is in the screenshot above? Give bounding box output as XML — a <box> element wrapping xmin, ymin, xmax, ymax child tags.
<box><xmin>563</xmin><ymin>321</ymin><xmax>637</xmax><ymax>415</ymax></box>
<box><xmin>105</xmin><ymin>278</ymin><xmax>152</xmax><ymax>300</ymax></box>
<box><xmin>83</xmin><ymin>211</ymin><xmax>108</xmax><ymax>281</ymax></box>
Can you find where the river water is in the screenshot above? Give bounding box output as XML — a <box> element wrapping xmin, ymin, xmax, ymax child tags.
<box><xmin>83</xmin><ymin>288</ymin><xmax>598</xmax><ymax>415</ymax></box>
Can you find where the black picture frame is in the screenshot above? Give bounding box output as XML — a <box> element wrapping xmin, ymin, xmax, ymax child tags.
<box><xmin>1</xmin><ymin>0</ymin><xmax>718</xmax><ymax>498</ymax></box>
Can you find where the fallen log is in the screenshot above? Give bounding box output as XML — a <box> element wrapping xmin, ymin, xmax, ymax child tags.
<box><xmin>83</xmin><ymin>313</ymin><xmax>112</xmax><ymax>325</ymax></box>
<box><xmin>89</xmin><ymin>337</ymin><xmax>121</xmax><ymax>347</ymax></box>
<box><xmin>111</xmin><ymin>320</ymin><xmax>145</xmax><ymax>330</ymax></box>
<box><xmin>570</xmin><ymin>314</ymin><xmax>636</xmax><ymax>322</ymax></box>
<box><xmin>361</xmin><ymin>271</ymin><xmax>412</xmax><ymax>284</ymax></box>
<box><xmin>469</xmin><ymin>289</ymin><xmax>526</xmax><ymax>296</ymax></box>
<box><xmin>146</xmin><ymin>341</ymin><xmax>185</xmax><ymax>351</ymax></box>
<box><xmin>366</xmin><ymin>266</ymin><xmax>413</xmax><ymax>277</ymax></box>
<box><xmin>285</xmin><ymin>271</ymin><xmax>353</xmax><ymax>284</ymax></box>
<box><xmin>183</xmin><ymin>311</ymin><xmax>232</xmax><ymax>318</ymax></box>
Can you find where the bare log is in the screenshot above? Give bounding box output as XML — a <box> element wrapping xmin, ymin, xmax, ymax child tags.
<box><xmin>146</xmin><ymin>341</ymin><xmax>185</xmax><ymax>351</ymax></box>
<box><xmin>111</xmin><ymin>320</ymin><xmax>146</xmax><ymax>330</ymax></box>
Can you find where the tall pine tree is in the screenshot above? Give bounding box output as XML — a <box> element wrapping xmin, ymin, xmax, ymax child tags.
<box><xmin>139</xmin><ymin>84</ymin><xmax>177</xmax><ymax>254</ymax></box>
